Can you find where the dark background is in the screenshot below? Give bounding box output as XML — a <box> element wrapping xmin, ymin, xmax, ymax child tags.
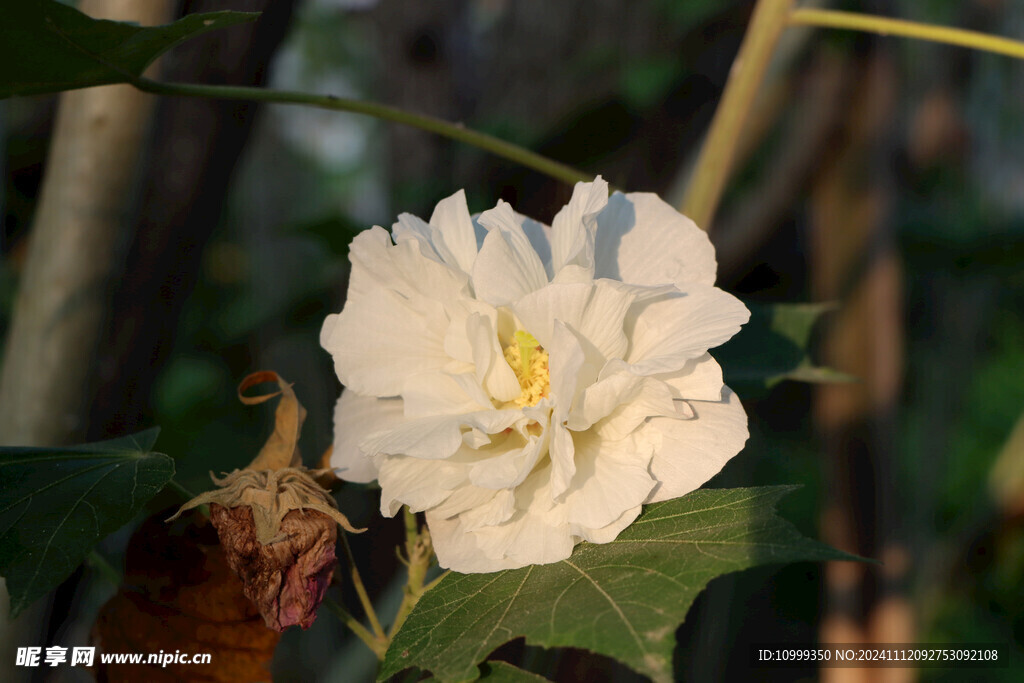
<box><xmin>2</xmin><ymin>0</ymin><xmax>1023</xmax><ymax>680</ymax></box>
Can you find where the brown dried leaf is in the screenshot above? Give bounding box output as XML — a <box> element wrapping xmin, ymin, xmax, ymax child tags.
<box><xmin>238</xmin><ymin>370</ymin><xmax>305</xmax><ymax>470</ymax></box>
<box><xmin>93</xmin><ymin>510</ymin><xmax>280</xmax><ymax>682</ymax></box>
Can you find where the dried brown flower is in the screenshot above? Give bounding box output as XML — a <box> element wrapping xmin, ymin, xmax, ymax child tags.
<box><xmin>209</xmin><ymin>504</ymin><xmax>335</xmax><ymax>631</ymax></box>
<box><xmin>169</xmin><ymin>467</ymin><xmax>363</xmax><ymax>631</ymax></box>
<box><xmin>168</xmin><ymin>372</ymin><xmax>365</xmax><ymax>631</ymax></box>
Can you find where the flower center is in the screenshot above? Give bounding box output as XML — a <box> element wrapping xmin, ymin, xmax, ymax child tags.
<box><xmin>503</xmin><ymin>330</ymin><xmax>550</xmax><ymax>408</ymax></box>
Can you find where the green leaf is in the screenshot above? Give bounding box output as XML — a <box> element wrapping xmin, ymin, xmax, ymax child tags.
<box><xmin>381</xmin><ymin>486</ymin><xmax>858</xmax><ymax>683</ymax></box>
<box><xmin>426</xmin><ymin>661</ymin><xmax>551</xmax><ymax>683</ymax></box>
<box><xmin>0</xmin><ymin>0</ymin><xmax>259</xmax><ymax>99</ymax></box>
<box><xmin>717</xmin><ymin>302</ymin><xmax>855</xmax><ymax>390</ymax></box>
<box><xmin>477</xmin><ymin>662</ymin><xmax>551</xmax><ymax>682</ymax></box>
<box><xmin>0</xmin><ymin>429</ymin><xmax>174</xmax><ymax>617</ymax></box>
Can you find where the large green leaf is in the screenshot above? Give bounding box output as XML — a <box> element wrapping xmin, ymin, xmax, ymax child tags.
<box><xmin>381</xmin><ymin>487</ymin><xmax>857</xmax><ymax>683</ymax></box>
<box><xmin>0</xmin><ymin>429</ymin><xmax>174</xmax><ymax>617</ymax></box>
<box><xmin>476</xmin><ymin>662</ymin><xmax>551</xmax><ymax>682</ymax></box>
<box><xmin>717</xmin><ymin>302</ymin><xmax>854</xmax><ymax>390</ymax></box>
<box><xmin>428</xmin><ymin>662</ymin><xmax>551</xmax><ymax>683</ymax></box>
<box><xmin>0</xmin><ymin>0</ymin><xmax>259</xmax><ymax>99</ymax></box>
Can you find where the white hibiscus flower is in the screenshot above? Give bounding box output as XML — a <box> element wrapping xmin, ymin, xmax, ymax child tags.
<box><xmin>320</xmin><ymin>177</ymin><xmax>750</xmax><ymax>573</ymax></box>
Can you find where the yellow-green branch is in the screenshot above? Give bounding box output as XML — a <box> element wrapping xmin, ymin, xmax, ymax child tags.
<box><xmin>790</xmin><ymin>8</ymin><xmax>1024</xmax><ymax>61</ymax></box>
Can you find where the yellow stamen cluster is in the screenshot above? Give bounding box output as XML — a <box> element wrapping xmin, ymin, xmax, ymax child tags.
<box><xmin>503</xmin><ymin>330</ymin><xmax>550</xmax><ymax>408</ymax></box>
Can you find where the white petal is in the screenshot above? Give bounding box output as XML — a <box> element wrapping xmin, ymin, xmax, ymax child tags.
<box><xmin>471</xmin><ymin>201</ymin><xmax>548</xmax><ymax>306</ymax></box>
<box><xmin>320</xmin><ymin>294</ymin><xmax>448</xmax><ymax>396</ymax></box>
<box><xmin>551</xmin><ymin>263</ymin><xmax>593</xmax><ymax>285</ymax></box>
<box><xmin>567</xmin><ymin>370</ymin><xmax>645</xmax><ymax>432</ymax></box>
<box><xmin>360</xmin><ymin>409</ymin><xmax>524</xmax><ymax>460</ymax></box>
<box><xmin>353</xmin><ymin>225</ymin><xmax>469</xmax><ymax>302</ymax></box>
<box><xmin>625</xmin><ymin>286</ymin><xmax>750</xmax><ymax>375</ymax></box>
<box><xmin>646</xmin><ymin>387</ymin><xmax>748</xmax><ymax>502</ymax></box>
<box><xmin>460</xmin><ymin>488</ymin><xmax>516</xmax><ymax>531</ymax></box>
<box><xmin>442</xmin><ymin>299</ymin><xmax>484</xmax><ymax>365</ymax></box>
<box><xmin>391</xmin><ymin>212</ymin><xmax>438</xmax><ymax>258</ymax></box>
<box><xmin>465</xmin><ymin>311</ymin><xmax>520</xmax><ymax>402</ymax></box>
<box><xmin>577</xmin><ymin>280</ymin><xmax>634</xmax><ymax>361</ymax></box>
<box><xmin>330</xmin><ymin>390</ymin><xmax>404</xmax><ymax>483</ymax></box>
<box><xmin>426</xmin><ymin>510</ymin><xmax>570</xmax><ymax>573</ymax></box>
<box><xmin>512</xmin><ymin>280</ymin><xmax>633</xmax><ymax>364</ymax></box>
<box><xmin>512</xmin><ymin>283</ymin><xmax>590</xmax><ymax>349</ymax></box>
<box><xmin>520</xmin><ymin>215</ymin><xmax>553</xmax><ymax>277</ymax></box>
<box><xmin>430</xmin><ymin>484</ymin><xmax>502</xmax><ymax>519</ymax></box>
<box><xmin>594</xmin><ymin>192</ymin><xmax>717</xmax><ymax>287</ymax></box>
<box><xmin>547</xmin><ymin>320</ymin><xmax>586</xmax><ymax>410</ymax></box>
<box><xmin>550</xmin><ymin>176</ymin><xmax>608</xmax><ymax>275</ymax></box>
<box><xmin>572</xmin><ymin>504</ymin><xmax>641</xmax><ymax>544</ymax></box>
<box><xmin>595</xmin><ymin>377</ymin><xmax>679</xmax><ymax>441</ymax></box>
<box><xmin>562</xmin><ymin>432</ymin><xmax>656</xmax><ymax>529</ymax></box>
<box><xmin>655</xmin><ymin>353</ymin><xmax>724</xmax><ymax>401</ymax></box>
<box><xmin>549</xmin><ymin>421</ymin><xmax>576</xmax><ymax>500</ymax></box>
<box><xmin>321</xmin><ymin>228</ymin><xmax>466</xmax><ymax>396</ymax></box>
<box><xmin>429</xmin><ymin>189</ymin><xmax>479</xmax><ymax>275</ymax></box>
<box><xmin>469</xmin><ymin>426</ymin><xmax>548</xmax><ymax>489</ymax></box>
<box><xmin>401</xmin><ymin>372</ymin><xmax>491</xmax><ymax>418</ymax></box>
<box><xmin>428</xmin><ymin>465</ymin><xmax>574</xmax><ymax>572</ymax></box>
<box><xmin>377</xmin><ymin>454</ymin><xmax>469</xmax><ymax>516</ymax></box>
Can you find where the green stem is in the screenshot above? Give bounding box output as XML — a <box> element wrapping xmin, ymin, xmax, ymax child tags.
<box><xmin>340</xmin><ymin>533</ymin><xmax>386</xmax><ymax>639</ymax></box>
<box><xmin>681</xmin><ymin>0</ymin><xmax>795</xmax><ymax>229</ymax></box>
<box><xmin>402</xmin><ymin>506</ymin><xmax>418</xmax><ymax>557</ymax></box>
<box><xmin>790</xmin><ymin>8</ymin><xmax>1024</xmax><ymax>61</ymax></box>
<box><xmin>132</xmin><ymin>77</ymin><xmax>591</xmax><ymax>187</ymax></box>
<box><xmin>423</xmin><ymin>570</ymin><xmax>450</xmax><ymax>594</ymax></box>
<box><xmin>86</xmin><ymin>550</ymin><xmax>122</xmax><ymax>587</ymax></box>
<box><xmin>389</xmin><ymin>508</ymin><xmax>433</xmax><ymax>640</ymax></box>
<box><xmin>165</xmin><ymin>478</ymin><xmax>196</xmax><ymax>501</ymax></box>
<box><xmin>323</xmin><ymin>596</ymin><xmax>387</xmax><ymax>660</ymax></box>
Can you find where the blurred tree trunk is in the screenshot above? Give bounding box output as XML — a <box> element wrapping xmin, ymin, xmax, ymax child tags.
<box><xmin>811</xmin><ymin>45</ymin><xmax>914</xmax><ymax>683</ymax></box>
<box><xmin>0</xmin><ymin>0</ymin><xmax>173</xmax><ymax>447</ymax></box>
<box><xmin>0</xmin><ymin>3</ymin><xmax>175</xmax><ymax>678</ymax></box>
<box><xmin>87</xmin><ymin>0</ymin><xmax>297</xmax><ymax>441</ymax></box>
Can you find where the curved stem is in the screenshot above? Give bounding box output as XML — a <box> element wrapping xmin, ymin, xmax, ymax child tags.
<box><xmin>165</xmin><ymin>478</ymin><xmax>196</xmax><ymax>501</ymax></box>
<box><xmin>681</xmin><ymin>0</ymin><xmax>795</xmax><ymax>230</ymax></box>
<box><xmin>132</xmin><ymin>77</ymin><xmax>592</xmax><ymax>187</ymax></box>
<box><xmin>86</xmin><ymin>550</ymin><xmax>122</xmax><ymax>587</ymax></box>
<box><xmin>790</xmin><ymin>9</ymin><xmax>1024</xmax><ymax>60</ymax></box>
<box><xmin>340</xmin><ymin>533</ymin><xmax>386</xmax><ymax>639</ymax></box>
<box><xmin>323</xmin><ymin>596</ymin><xmax>387</xmax><ymax>660</ymax></box>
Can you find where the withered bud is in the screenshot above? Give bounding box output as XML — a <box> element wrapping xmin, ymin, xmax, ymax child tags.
<box><xmin>169</xmin><ymin>467</ymin><xmax>364</xmax><ymax>631</ymax></box>
<box><xmin>211</xmin><ymin>504</ymin><xmax>336</xmax><ymax>631</ymax></box>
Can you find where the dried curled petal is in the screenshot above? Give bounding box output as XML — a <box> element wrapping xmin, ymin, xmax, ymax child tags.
<box><xmin>210</xmin><ymin>504</ymin><xmax>337</xmax><ymax>631</ymax></box>
<box><xmin>169</xmin><ymin>467</ymin><xmax>363</xmax><ymax>544</ymax></box>
<box><xmin>168</xmin><ymin>467</ymin><xmax>363</xmax><ymax>631</ymax></box>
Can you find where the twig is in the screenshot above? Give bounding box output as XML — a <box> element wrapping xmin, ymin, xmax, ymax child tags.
<box><xmin>790</xmin><ymin>8</ymin><xmax>1024</xmax><ymax>60</ymax></box>
<box><xmin>340</xmin><ymin>533</ymin><xmax>386</xmax><ymax>639</ymax></box>
<box><xmin>388</xmin><ymin>508</ymin><xmax>434</xmax><ymax>640</ymax></box>
<box><xmin>131</xmin><ymin>77</ymin><xmax>592</xmax><ymax>187</ymax></box>
<box><xmin>323</xmin><ymin>596</ymin><xmax>387</xmax><ymax>660</ymax></box>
